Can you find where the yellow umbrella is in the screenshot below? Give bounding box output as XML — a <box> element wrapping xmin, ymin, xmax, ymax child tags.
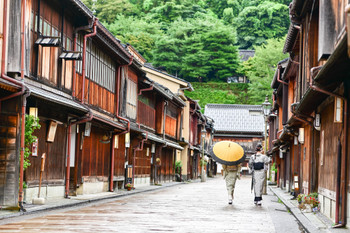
<box><xmin>210</xmin><ymin>141</ymin><xmax>245</xmax><ymax>165</ymax></box>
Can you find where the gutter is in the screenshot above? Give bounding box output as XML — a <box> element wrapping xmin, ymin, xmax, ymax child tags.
<box><xmin>138</xmin><ymin>85</ymin><xmax>153</xmax><ymax>95</ymax></box>
<box><xmin>72</xmin><ymin>21</ymin><xmax>95</xmax><ymax>98</ymax></box>
<box><xmin>81</xmin><ymin>18</ymin><xmax>98</xmax><ymax>104</ymax></box>
<box><xmin>163</xmin><ymin>101</ymin><xmax>168</xmax><ymax>140</ymax></box>
<box><xmin>65</xmin><ymin>109</ymin><xmax>93</xmax><ymax>198</ymax></box>
<box><xmin>109</xmin><ymin>56</ymin><xmax>133</xmax><ymax>192</ymax></box>
<box><xmin>277</xmin><ymin>65</ymin><xmax>288</xmax><ymax>85</ymax></box>
<box><xmin>19</xmin><ymin>0</ymin><xmax>29</xmax><ymax>211</ymax></box>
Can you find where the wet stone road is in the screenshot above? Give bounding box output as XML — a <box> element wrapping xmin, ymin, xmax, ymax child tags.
<box><xmin>0</xmin><ymin>176</ymin><xmax>304</xmax><ymax>232</ymax></box>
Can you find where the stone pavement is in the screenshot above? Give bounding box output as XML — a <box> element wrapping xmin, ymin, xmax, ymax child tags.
<box><xmin>0</xmin><ymin>176</ymin><xmax>304</xmax><ymax>232</ymax></box>
<box><xmin>0</xmin><ymin>181</ymin><xmax>183</xmax><ymax>220</ymax></box>
<box><xmin>269</xmin><ymin>186</ymin><xmax>350</xmax><ymax>233</ymax></box>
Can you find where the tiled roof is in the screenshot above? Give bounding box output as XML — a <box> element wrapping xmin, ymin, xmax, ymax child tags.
<box><xmin>143</xmin><ymin>63</ymin><xmax>192</xmax><ymax>88</ymax></box>
<box><xmin>239</xmin><ymin>50</ymin><xmax>255</xmax><ymax>62</ymax></box>
<box><xmin>26</xmin><ymin>83</ymin><xmax>88</xmax><ymax>113</ymax></box>
<box><xmin>204</xmin><ymin>104</ymin><xmax>264</xmax><ymax>134</ymax></box>
<box><xmin>283</xmin><ymin>24</ymin><xmax>299</xmax><ymax>54</ymax></box>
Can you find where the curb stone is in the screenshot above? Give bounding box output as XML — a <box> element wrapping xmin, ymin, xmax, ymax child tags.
<box><xmin>269</xmin><ymin>186</ymin><xmax>330</xmax><ymax>233</ymax></box>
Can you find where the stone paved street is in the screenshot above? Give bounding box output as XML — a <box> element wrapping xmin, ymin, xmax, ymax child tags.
<box><xmin>0</xmin><ymin>176</ymin><xmax>304</xmax><ymax>233</ymax></box>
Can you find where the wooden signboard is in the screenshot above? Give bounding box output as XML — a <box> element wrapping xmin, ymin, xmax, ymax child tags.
<box><xmin>47</xmin><ymin>121</ymin><xmax>58</xmax><ymax>142</ymax></box>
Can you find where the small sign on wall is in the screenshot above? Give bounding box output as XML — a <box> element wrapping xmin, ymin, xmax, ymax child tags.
<box><xmin>84</xmin><ymin>122</ymin><xmax>91</xmax><ymax>136</ymax></box>
<box><xmin>32</xmin><ymin>138</ymin><xmax>38</xmax><ymax>156</ymax></box>
<box><xmin>47</xmin><ymin>121</ymin><xmax>58</xmax><ymax>142</ymax></box>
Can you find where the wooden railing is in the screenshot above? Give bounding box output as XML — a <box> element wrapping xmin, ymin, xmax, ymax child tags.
<box><xmin>137</xmin><ymin>101</ymin><xmax>156</xmax><ymax>129</ymax></box>
<box><xmin>165</xmin><ymin>115</ymin><xmax>176</xmax><ymax>137</ymax></box>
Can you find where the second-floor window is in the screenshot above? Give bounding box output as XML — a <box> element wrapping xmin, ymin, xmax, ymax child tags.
<box><xmin>76</xmin><ymin>35</ymin><xmax>116</xmax><ymax>93</ymax></box>
<box><xmin>165</xmin><ymin>103</ymin><xmax>178</xmax><ymax>137</ymax></box>
<box><xmin>126</xmin><ymin>78</ymin><xmax>137</xmax><ymax>119</ymax></box>
<box><xmin>138</xmin><ymin>94</ymin><xmax>156</xmax><ymax>129</ymax></box>
<box><xmin>30</xmin><ymin>9</ymin><xmax>73</xmax><ymax>89</ymax></box>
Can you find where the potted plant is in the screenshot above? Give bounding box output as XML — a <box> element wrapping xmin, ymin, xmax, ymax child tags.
<box><xmin>125</xmin><ymin>183</ymin><xmax>133</xmax><ymax>191</ymax></box>
<box><xmin>297</xmin><ymin>193</ymin><xmax>320</xmax><ymax>212</ymax></box>
<box><xmin>175</xmin><ymin>161</ymin><xmax>182</xmax><ymax>182</ymax></box>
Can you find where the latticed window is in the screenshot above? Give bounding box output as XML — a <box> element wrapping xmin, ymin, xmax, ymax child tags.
<box><xmin>76</xmin><ymin>35</ymin><xmax>116</xmax><ymax>93</ymax></box>
<box><xmin>126</xmin><ymin>79</ymin><xmax>137</xmax><ymax>119</ymax></box>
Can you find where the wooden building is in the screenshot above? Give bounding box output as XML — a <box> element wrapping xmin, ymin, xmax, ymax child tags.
<box><xmin>0</xmin><ymin>0</ymin><xmax>23</xmax><ymax>207</ymax></box>
<box><xmin>128</xmin><ymin>48</ymin><xmax>214</xmax><ymax>182</ymax></box>
<box><xmin>0</xmin><ymin>0</ymin><xmax>215</xmax><ymax>209</ymax></box>
<box><xmin>0</xmin><ymin>0</ymin><xmax>142</xmax><ymax>207</ymax></box>
<box><xmin>269</xmin><ymin>0</ymin><xmax>350</xmax><ymax>226</ymax></box>
<box><xmin>186</xmin><ymin>99</ymin><xmax>215</xmax><ymax>180</ymax></box>
<box><xmin>125</xmin><ymin>45</ymin><xmax>187</xmax><ymax>186</ymax></box>
<box><xmin>204</xmin><ymin>104</ymin><xmax>265</xmax><ymax>173</ymax></box>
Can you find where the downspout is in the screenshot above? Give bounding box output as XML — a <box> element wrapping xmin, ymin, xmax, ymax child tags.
<box><xmin>65</xmin><ymin>19</ymin><xmax>98</xmax><ymax>197</ymax></box>
<box><xmin>81</xmin><ymin>18</ymin><xmax>98</xmax><ymax>104</ymax></box>
<box><xmin>292</xmin><ymin>112</ymin><xmax>314</xmax><ymax>194</ymax></box>
<box><xmin>72</xmin><ymin>21</ymin><xmax>95</xmax><ymax>99</ymax></box>
<box><xmin>277</xmin><ymin>129</ymin><xmax>283</xmax><ymax>139</ymax></box>
<box><xmin>109</xmin><ymin>56</ymin><xmax>133</xmax><ymax>192</ymax></box>
<box><xmin>109</xmin><ymin>134</ymin><xmax>115</xmax><ymax>192</ymax></box>
<box><xmin>0</xmin><ymin>0</ymin><xmax>27</xmax><ymax>111</ymax></box>
<box><xmin>19</xmin><ymin>0</ymin><xmax>29</xmax><ymax>211</ymax></box>
<box><xmin>34</xmin><ymin>0</ymin><xmax>40</xmax><ymax>77</ymax></box>
<box><xmin>163</xmin><ymin>101</ymin><xmax>168</xmax><ymax>140</ymax></box>
<box><xmin>310</xmin><ymin>66</ymin><xmax>348</xmax><ymax>226</ymax></box>
<box><xmin>65</xmin><ymin>110</ymin><xmax>93</xmax><ymax>198</ymax></box>
<box><xmin>0</xmin><ymin>0</ymin><xmax>29</xmax><ymax>210</ymax></box>
<box><xmin>190</xmin><ymin>102</ymin><xmax>198</xmax><ymax>116</ymax></box>
<box><xmin>138</xmin><ymin>85</ymin><xmax>153</xmax><ymax>95</ymax></box>
<box><xmin>114</xmin><ymin>56</ymin><xmax>133</xmax><ymax>135</ymax></box>
<box><xmin>72</xmin><ymin>34</ymin><xmax>77</xmax><ymax>98</ymax></box>
<box><xmin>277</xmin><ymin>65</ymin><xmax>288</xmax><ymax>85</ymax></box>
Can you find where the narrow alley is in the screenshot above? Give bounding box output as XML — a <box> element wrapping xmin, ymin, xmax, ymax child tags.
<box><xmin>0</xmin><ymin>176</ymin><xmax>304</xmax><ymax>233</ymax></box>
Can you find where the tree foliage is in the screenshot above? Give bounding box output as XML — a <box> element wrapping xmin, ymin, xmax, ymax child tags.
<box><xmin>234</xmin><ymin>2</ymin><xmax>289</xmax><ymax>49</ymax></box>
<box><xmin>106</xmin><ymin>15</ymin><xmax>163</xmax><ymax>61</ymax></box>
<box><xmin>24</xmin><ymin>115</ymin><xmax>41</xmax><ymax>171</ymax></box>
<box><xmin>242</xmin><ymin>37</ymin><xmax>288</xmax><ymax>105</ymax></box>
<box><xmin>152</xmin><ymin>14</ymin><xmax>240</xmax><ymax>82</ymax></box>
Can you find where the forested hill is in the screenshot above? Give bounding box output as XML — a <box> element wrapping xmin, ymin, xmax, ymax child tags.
<box><xmin>82</xmin><ymin>0</ymin><xmax>290</xmax><ymax>105</ymax></box>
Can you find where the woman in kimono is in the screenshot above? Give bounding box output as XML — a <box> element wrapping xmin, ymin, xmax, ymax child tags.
<box><xmin>249</xmin><ymin>144</ymin><xmax>270</xmax><ymax>205</ymax></box>
<box><xmin>222</xmin><ymin>163</ymin><xmax>241</xmax><ymax>204</ymax></box>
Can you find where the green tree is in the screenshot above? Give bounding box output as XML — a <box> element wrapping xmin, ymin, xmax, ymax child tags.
<box><xmin>106</xmin><ymin>15</ymin><xmax>163</xmax><ymax>61</ymax></box>
<box><xmin>152</xmin><ymin>36</ymin><xmax>183</xmax><ymax>74</ymax></box>
<box><xmin>24</xmin><ymin>115</ymin><xmax>41</xmax><ymax>171</ymax></box>
<box><xmin>82</xmin><ymin>0</ymin><xmax>138</xmax><ymax>24</ymax></box>
<box><xmin>243</xmin><ymin>37</ymin><xmax>288</xmax><ymax>105</ymax></box>
<box><xmin>234</xmin><ymin>1</ymin><xmax>289</xmax><ymax>49</ymax></box>
<box><xmin>152</xmin><ymin>13</ymin><xmax>239</xmax><ymax>82</ymax></box>
<box><xmin>149</xmin><ymin>0</ymin><xmax>206</xmax><ymax>23</ymax></box>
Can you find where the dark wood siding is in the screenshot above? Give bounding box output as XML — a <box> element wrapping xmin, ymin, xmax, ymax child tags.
<box><xmin>79</xmin><ymin>126</ymin><xmax>110</xmax><ymax>179</ymax></box>
<box><xmin>114</xmin><ymin>134</ymin><xmax>125</xmax><ymax>177</ymax></box>
<box><xmin>0</xmin><ymin>110</ymin><xmax>19</xmax><ymax>206</ymax></box>
<box><xmin>137</xmin><ymin>100</ymin><xmax>155</xmax><ymax>129</ymax></box>
<box><xmin>27</xmin><ymin>120</ymin><xmax>66</xmax><ymax>186</ymax></box>
<box><xmin>318</xmin><ymin>100</ymin><xmax>341</xmax><ymax>193</ymax></box>
<box><xmin>134</xmin><ymin>144</ymin><xmax>151</xmax><ymax>177</ymax></box>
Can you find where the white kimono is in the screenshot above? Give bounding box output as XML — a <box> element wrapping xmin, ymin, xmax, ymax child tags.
<box><xmin>248</xmin><ymin>153</ymin><xmax>270</xmax><ymax>200</ymax></box>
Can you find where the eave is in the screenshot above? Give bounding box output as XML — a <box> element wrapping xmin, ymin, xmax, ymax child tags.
<box><xmin>296</xmin><ymin>36</ymin><xmax>350</xmax><ymax>115</ymax></box>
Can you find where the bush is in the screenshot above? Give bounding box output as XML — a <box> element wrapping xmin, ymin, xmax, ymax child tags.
<box><xmin>175</xmin><ymin>161</ymin><xmax>182</xmax><ymax>174</ymax></box>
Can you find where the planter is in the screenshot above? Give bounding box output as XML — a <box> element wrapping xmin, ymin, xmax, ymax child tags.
<box><xmin>127</xmin><ymin>187</ymin><xmax>132</xmax><ymax>191</ymax></box>
<box><xmin>302</xmin><ymin>204</ymin><xmax>312</xmax><ymax>213</ymax></box>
